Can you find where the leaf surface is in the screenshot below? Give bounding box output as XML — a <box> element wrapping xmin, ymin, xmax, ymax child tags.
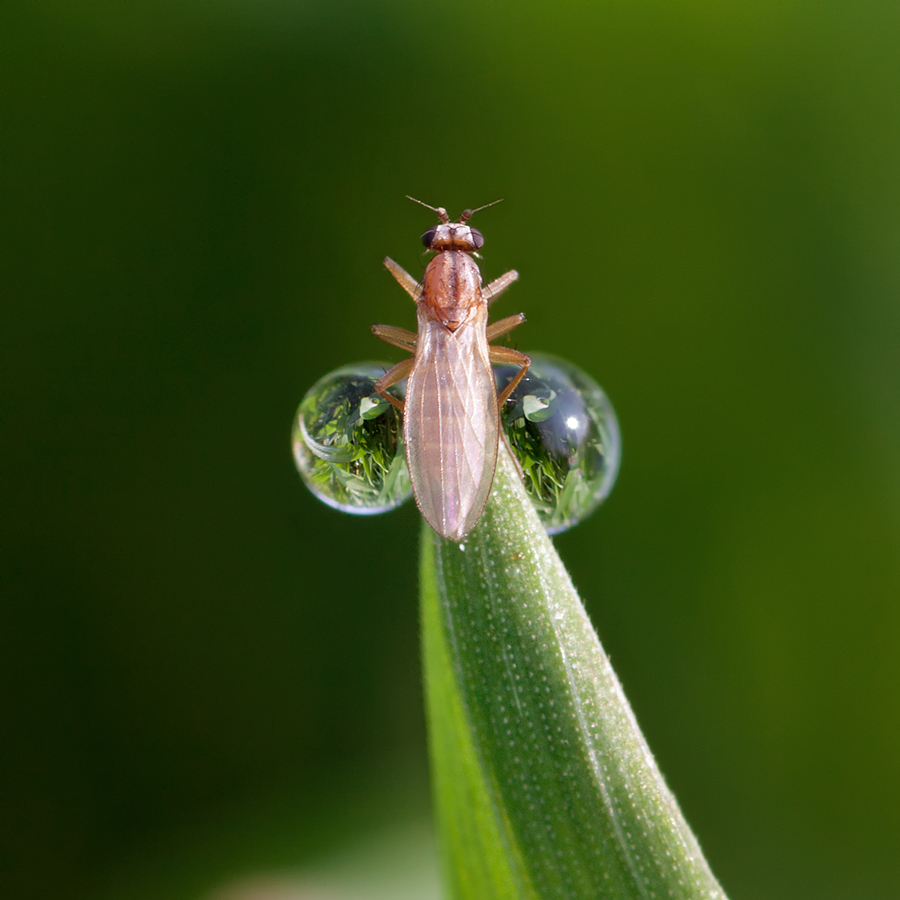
<box><xmin>421</xmin><ymin>446</ymin><xmax>727</xmax><ymax>900</ymax></box>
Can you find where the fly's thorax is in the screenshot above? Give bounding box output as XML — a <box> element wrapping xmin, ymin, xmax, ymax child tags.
<box><xmin>420</xmin><ymin>251</ymin><xmax>485</xmax><ymax>332</ymax></box>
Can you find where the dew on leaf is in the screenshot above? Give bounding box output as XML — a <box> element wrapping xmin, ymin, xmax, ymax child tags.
<box><xmin>292</xmin><ymin>362</ymin><xmax>412</xmax><ymax>515</ymax></box>
<box><xmin>495</xmin><ymin>353</ymin><xmax>621</xmax><ymax>534</ymax></box>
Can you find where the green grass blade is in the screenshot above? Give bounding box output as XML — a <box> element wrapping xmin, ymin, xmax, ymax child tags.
<box><xmin>421</xmin><ymin>446</ymin><xmax>728</xmax><ymax>900</ymax></box>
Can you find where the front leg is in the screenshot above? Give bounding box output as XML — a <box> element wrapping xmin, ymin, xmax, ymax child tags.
<box><xmin>483</xmin><ymin>269</ymin><xmax>519</xmax><ymax>304</ymax></box>
<box><xmin>384</xmin><ymin>257</ymin><xmax>421</xmax><ymax>301</ymax></box>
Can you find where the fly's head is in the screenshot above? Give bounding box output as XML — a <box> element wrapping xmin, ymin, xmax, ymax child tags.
<box><xmin>421</xmin><ymin>217</ymin><xmax>485</xmax><ymax>253</ymax></box>
<box><xmin>408</xmin><ymin>196</ymin><xmax>502</xmax><ymax>254</ymax></box>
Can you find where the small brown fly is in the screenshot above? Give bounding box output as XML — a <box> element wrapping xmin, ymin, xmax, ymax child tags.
<box><xmin>373</xmin><ymin>198</ymin><xmax>530</xmax><ymax>541</ymax></box>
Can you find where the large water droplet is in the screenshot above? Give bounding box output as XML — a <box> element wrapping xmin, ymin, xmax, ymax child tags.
<box><xmin>495</xmin><ymin>353</ymin><xmax>621</xmax><ymax>534</ymax></box>
<box><xmin>292</xmin><ymin>363</ymin><xmax>412</xmax><ymax>515</ymax></box>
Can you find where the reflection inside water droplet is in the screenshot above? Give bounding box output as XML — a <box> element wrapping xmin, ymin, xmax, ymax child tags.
<box><xmin>494</xmin><ymin>353</ymin><xmax>621</xmax><ymax>534</ymax></box>
<box><xmin>294</xmin><ymin>355</ymin><xmax>619</xmax><ymax>532</ymax></box>
<box><xmin>292</xmin><ymin>363</ymin><xmax>412</xmax><ymax>515</ymax></box>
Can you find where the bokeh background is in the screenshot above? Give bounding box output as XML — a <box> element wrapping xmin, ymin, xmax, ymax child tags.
<box><xmin>3</xmin><ymin>1</ymin><xmax>900</xmax><ymax>898</ymax></box>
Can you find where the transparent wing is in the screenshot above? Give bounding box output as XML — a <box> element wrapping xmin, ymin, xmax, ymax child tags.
<box><xmin>404</xmin><ymin>312</ymin><xmax>499</xmax><ymax>541</ymax></box>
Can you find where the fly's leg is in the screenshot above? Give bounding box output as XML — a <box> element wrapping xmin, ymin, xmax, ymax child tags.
<box><xmin>486</xmin><ymin>313</ymin><xmax>525</xmax><ymax>343</ymax></box>
<box><xmin>372</xmin><ymin>322</ymin><xmax>416</xmax><ymax>409</ymax></box>
<box><xmin>373</xmin><ymin>357</ymin><xmax>414</xmax><ymax>411</ymax></box>
<box><xmin>490</xmin><ymin>346</ymin><xmax>531</xmax><ymax>406</ymax></box>
<box><xmin>384</xmin><ymin>257</ymin><xmax>421</xmax><ymax>301</ymax></box>
<box><xmin>483</xmin><ymin>269</ymin><xmax>519</xmax><ymax>304</ymax></box>
<box><xmin>372</xmin><ymin>323</ymin><xmax>417</xmax><ymax>352</ymax></box>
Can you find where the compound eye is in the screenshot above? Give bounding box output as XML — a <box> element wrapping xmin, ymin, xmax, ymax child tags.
<box><xmin>470</xmin><ymin>228</ymin><xmax>484</xmax><ymax>250</ymax></box>
<box><xmin>421</xmin><ymin>226</ymin><xmax>438</xmax><ymax>248</ymax></box>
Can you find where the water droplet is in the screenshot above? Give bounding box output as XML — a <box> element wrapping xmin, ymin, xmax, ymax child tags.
<box><xmin>495</xmin><ymin>353</ymin><xmax>621</xmax><ymax>534</ymax></box>
<box><xmin>292</xmin><ymin>363</ymin><xmax>412</xmax><ymax>515</ymax></box>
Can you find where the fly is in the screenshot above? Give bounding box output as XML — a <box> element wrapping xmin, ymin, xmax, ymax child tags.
<box><xmin>372</xmin><ymin>198</ymin><xmax>530</xmax><ymax>541</ymax></box>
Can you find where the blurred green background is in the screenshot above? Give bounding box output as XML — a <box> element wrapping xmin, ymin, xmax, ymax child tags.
<box><xmin>3</xmin><ymin>1</ymin><xmax>899</xmax><ymax>898</ymax></box>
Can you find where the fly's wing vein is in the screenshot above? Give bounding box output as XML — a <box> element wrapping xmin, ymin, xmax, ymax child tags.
<box><xmin>446</xmin><ymin>327</ymin><xmax>491</xmax><ymax>483</ymax></box>
<box><xmin>405</xmin><ymin>319</ymin><xmax>498</xmax><ymax>539</ymax></box>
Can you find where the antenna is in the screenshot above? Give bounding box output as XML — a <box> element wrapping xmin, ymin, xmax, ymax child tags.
<box><xmin>406</xmin><ymin>195</ymin><xmax>449</xmax><ymax>223</ymax></box>
<box><xmin>460</xmin><ymin>198</ymin><xmax>504</xmax><ymax>222</ymax></box>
